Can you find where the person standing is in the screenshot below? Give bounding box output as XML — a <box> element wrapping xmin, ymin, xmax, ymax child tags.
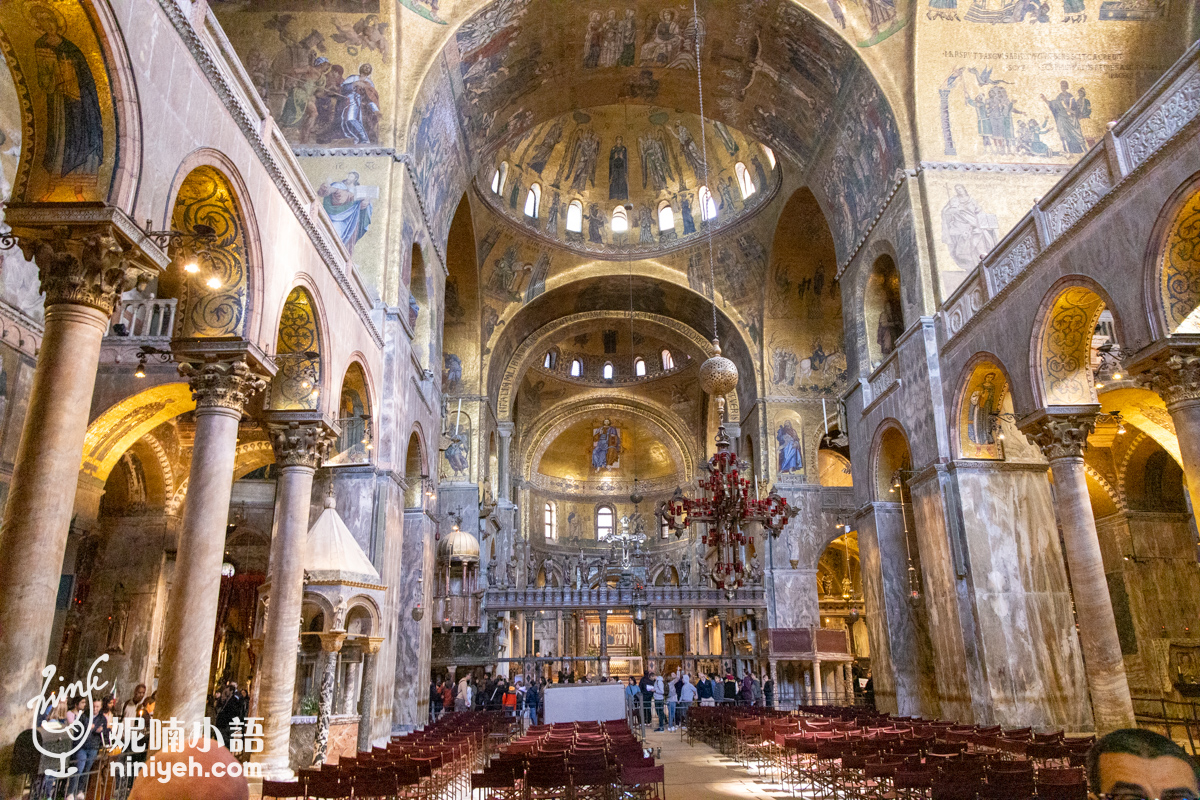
<box><xmin>625</xmin><ymin>676</ymin><xmax>640</xmax><ymax>718</ymax></box>
<box><xmin>524</xmin><ymin>679</ymin><xmax>540</xmax><ymax>727</ymax></box>
<box><xmin>698</xmin><ymin>673</ymin><xmax>714</xmax><ymax>706</ymax></box>
<box><xmin>724</xmin><ymin>672</ymin><xmax>738</xmax><ymax>704</ymax></box>
<box><xmin>666</xmin><ymin>671</ymin><xmax>679</xmax><ymax>732</ymax></box>
<box><xmin>751</xmin><ymin>673</ymin><xmax>763</xmax><ymax>707</ymax></box>
<box><xmin>764</xmin><ymin>674</ymin><xmax>775</xmax><ymax>709</ymax></box>
<box><xmin>653</xmin><ymin>672</ymin><xmax>666</xmax><ymax>732</ymax></box>
<box><xmin>678</xmin><ymin>674</ymin><xmax>698</xmax><ymax>728</ymax></box>
<box><xmin>711</xmin><ymin>672</ymin><xmax>725</xmax><ymax>705</ymax></box>
<box><xmin>639</xmin><ymin>673</ymin><xmax>654</xmax><ymax>724</ymax></box>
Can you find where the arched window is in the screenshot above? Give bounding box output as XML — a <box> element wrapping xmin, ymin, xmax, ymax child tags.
<box><xmin>699</xmin><ymin>186</ymin><xmax>717</xmax><ymax>221</ymax></box>
<box><xmin>596</xmin><ymin>505</ymin><xmax>615</xmax><ymax>540</ymax></box>
<box><xmin>570</xmin><ymin>359</ymin><xmax>582</xmax><ymax>377</ymax></box>
<box><xmin>660</xmin><ymin>514</ymin><xmax>671</xmax><ymax>540</ymax></box>
<box><xmin>658</xmin><ymin>201</ymin><xmax>675</xmax><ymax>232</ymax></box>
<box><xmin>603</xmin><ymin>362</ymin><xmax>614</xmax><ymax>380</ymax></box>
<box><xmin>762</xmin><ymin>145</ymin><xmax>776</xmax><ymax>169</ymax></box>
<box><xmin>735</xmin><ymin>162</ymin><xmax>756</xmax><ymax>198</ymax></box>
<box><xmin>661</xmin><ymin>349</ymin><xmax>674</xmax><ymax>370</ymax></box>
<box><xmin>611</xmin><ymin>205</ymin><xmax>629</xmax><ymax>233</ymax></box>
<box><xmin>491</xmin><ymin>162</ymin><xmax>508</xmax><ymax>195</ymax></box>
<box><xmin>543</xmin><ymin>350</ymin><xmax>558</xmax><ymax>369</ymax></box>
<box><xmin>544</xmin><ymin>502</ymin><xmax>557</xmax><ymax>540</ymax></box>
<box><xmin>524</xmin><ymin>183</ymin><xmax>541</xmax><ymax>218</ymax></box>
<box><xmin>634</xmin><ymin>357</ymin><xmax>646</xmax><ymax>377</ymax></box>
<box><xmin>566</xmin><ymin>200</ymin><xmax>583</xmax><ymax>232</ymax></box>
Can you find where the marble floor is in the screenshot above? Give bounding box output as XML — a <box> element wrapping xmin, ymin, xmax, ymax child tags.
<box><xmin>643</xmin><ymin>729</ymin><xmax>792</xmax><ymax>800</ymax></box>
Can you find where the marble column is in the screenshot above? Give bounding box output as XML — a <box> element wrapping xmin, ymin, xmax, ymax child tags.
<box><xmin>497</xmin><ymin>423</ymin><xmax>513</xmax><ymax>502</ymax></box>
<box><xmin>812</xmin><ymin>660</ymin><xmax>823</xmax><ymax>704</ymax></box>
<box><xmin>157</xmin><ymin>347</ymin><xmax>270</xmax><ymax>727</ymax></box>
<box><xmin>1134</xmin><ymin>347</ymin><xmax>1200</xmax><ymax>514</ymax></box>
<box><xmin>357</xmin><ymin>637</ymin><xmax>384</xmax><ymax>753</ymax></box>
<box><xmin>600</xmin><ymin>613</ymin><xmax>609</xmax><ymax>676</ymax></box>
<box><xmin>682</xmin><ymin>611</ymin><xmax>693</xmax><ymax>676</ymax></box>
<box><xmin>844</xmin><ymin>664</ymin><xmax>854</xmax><ymax>705</ymax></box>
<box><xmin>1023</xmin><ymin>411</ymin><xmax>1135</xmax><ymax>733</ymax></box>
<box><xmin>254</xmin><ymin>420</ymin><xmax>336</xmax><ymax>780</ymax></box>
<box><xmin>0</xmin><ymin>208</ymin><xmax>164</xmax><ymax>775</ymax></box>
<box><xmin>313</xmin><ymin>631</ymin><xmax>346</xmax><ymax>766</ymax></box>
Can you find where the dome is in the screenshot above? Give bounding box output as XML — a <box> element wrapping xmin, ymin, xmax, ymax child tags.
<box><xmin>479</xmin><ymin>105</ymin><xmax>779</xmax><ymax>258</ymax></box>
<box><xmin>438</xmin><ymin>527</ymin><xmax>481</xmax><ymax>563</ymax></box>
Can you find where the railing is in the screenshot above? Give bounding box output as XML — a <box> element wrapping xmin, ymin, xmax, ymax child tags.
<box><xmin>1133</xmin><ymin>696</ymin><xmax>1200</xmax><ymax>754</ymax></box>
<box><xmin>107</xmin><ymin>297</ymin><xmax>176</xmax><ymax>338</ymax></box>
<box><xmin>483</xmin><ymin>585</ymin><xmax>767</xmax><ymax>611</ymax></box>
<box><xmin>327</xmin><ymin>415</ymin><xmax>371</xmax><ymax>465</ymax></box>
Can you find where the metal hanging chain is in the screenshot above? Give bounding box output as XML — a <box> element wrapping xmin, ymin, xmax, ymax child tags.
<box><xmin>691</xmin><ymin>0</ymin><xmax>718</xmax><ymax>341</ymax></box>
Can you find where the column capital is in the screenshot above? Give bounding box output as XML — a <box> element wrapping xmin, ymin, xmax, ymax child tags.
<box><xmin>1126</xmin><ymin>338</ymin><xmax>1200</xmax><ymax>410</ymax></box>
<box><xmin>267</xmin><ymin>417</ymin><xmax>338</xmax><ymax>469</ymax></box>
<box><xmin>1019</xmin><ymin>407</ymin><xmax>1098</xmax><ymax>461</ymax></box>
<box><xmin>317</xmin><ymin>631</ymin><xmax>347</xmax><ymax>653</ymax></box>
<box><xmin>179</xmin><ymin>358</ymin><xmax>269</xmax><ymax>412</ymax></box>
<box><xmin>361</xmin><ymin>636</ymin><xmax>385</xmax><ymax>655</ymax></box>
<box><xmin>4</xmin><ymin>202</ymin><xmax>167</xmax><ymax>314</ymax></box>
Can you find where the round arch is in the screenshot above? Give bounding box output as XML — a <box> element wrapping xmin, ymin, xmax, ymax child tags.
<box><xmin>1031</xmin><ymin>276</ymin><xmax>1122</xmax><ymax>408</ymax></box>
<box><xmin>950</xmin><ymin>352</ymin><xmax>1014</xmax><ymax>460</ymax></box>
<box><xmin>80</xmin><ymin>382</ymin><xmax>196</xmax><ymax>484</ymax></box>
<box><xmin>1145</xmin><ymin>169</ymin><xmax>1200</xmax><ymax>339</ymax></box>
<box><xmin>520</xmin><ymin>395</ymin><xmax>699</xmax><ymax>486</ymax></box>
<box><xmin>0</xmin><ymin>0</ymin><xmax>141</xmax><ymax>207</ymax></box>
<box><xmin>161</xmin><ymin>150</ymin><xmax>263</xmax><ymax>340</ymax></box>
<box><xmin>870</xmin><ymin>418</ymin><xmax>913</xmax><ymax>502</ymax></box>
<box><xmin>496</xmin><ymin>310</ymin><xmax>741</xmax><ymax>422</ymax></box>
<box><xmin>268</xmin><ymin>282</ymin><xmax>327</xmax><ymax>411</ymax></box>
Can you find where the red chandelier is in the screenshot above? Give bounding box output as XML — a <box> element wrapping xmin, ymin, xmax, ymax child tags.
<box><xmin>659</xmin><ymin>426</ymin><xmax>796</xmax><ymax>592</ymax></box>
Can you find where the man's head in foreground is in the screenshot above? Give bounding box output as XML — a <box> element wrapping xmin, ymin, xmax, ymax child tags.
<box><xmin>1087</xmin><ymin>729</ymin><xmax>1199</xmax><ymax>800</ymax></box>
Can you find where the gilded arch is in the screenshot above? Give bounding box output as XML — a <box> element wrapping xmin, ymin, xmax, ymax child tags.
<box><xmin>497</xmin><ymin>311</ymin><xmax>740</xmax><ymax>422</ymax></box>
<box><xmin>80</xmin><ymin>383</ymin><xmax>195</xmax><ymax>483</ymax></box>
<box><xmin>1032</xmin><ymin>278</ymin><xmax>1117</xmax><ymax>407</ymax></box>
<box><xmin>950</xmin><ymin>353</ymin><xmax>1013</xmax><ymax>461</ymax></box>
<box><xmin>269</xmin><ymin>285</ymin><xmax>324</xmax><ymax>411</ymax></box>
<box><xmin>1147</xmin><ymin>170</ymin><xmax>1200</xmax><ymax>337</ymax></box>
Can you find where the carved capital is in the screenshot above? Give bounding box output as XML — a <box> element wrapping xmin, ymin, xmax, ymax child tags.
<box><xmin>361</xmin><ymin>636</ymin><xmax>385</xmax><ymax>655</ymax></box>
<box><xmin>1021</xmin><ymin>412</ymin><xmax>1097</xmax><ymax>461</ymax></box>
<box><xmin>4</xmin><ymin>203</ymin><xmax>166</xmax><ymax>314</ymax></box>
<box><xmin>316</xmin><ymin>631</ymin><xmax>347</xmax><ymax>653</ymax></box>
<box><xmin>1136</xmin><ymin>353</ymin><xmax>1200</xmax><ymax>409</ymax></box>
<box><xmin>269</xmin><ymin>420</ymin><xmax>336</xmax><ymax>469</ymax></box>
<box><xmin>179</xmin><ymin>358</ymin><xmax>268</xmax><ymax>412</ymax></box>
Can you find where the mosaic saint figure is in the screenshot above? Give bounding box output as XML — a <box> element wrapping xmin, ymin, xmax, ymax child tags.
<box><xmin>1042</xmin><ymin>81</ymin><xmax>1090</xmax><ymax>154</ymax></box>
<box><xmin>445</xmin><ymin>432</ymin><xmax>469</xmax><ymax>475</ymax></box>
<box><xmin>617</xmin><ymin>10</ymin><xmax>638</xmax><ymax>67</ymax></box>
<box><xmin>940</xmin><ymin>185</ymin><xmax>998</xmax><ymax>270</ymax></box>
<box><xmin>777</xmin><ymin>420</ymin><xmax>803</xmax><ymax>474</ymax></box>
<box><xmin>583</xmin><ymin>11</ymin><xmax>603</xmax><ymax>68</ymax></box>
<box><xmin>591</xmin><ymin>419</ymin><xmax>621</xmax><ymax>470</ymax></box>
<box><xmin>672</xmin><ymin>122</ymin><xmax>705</xmax><ymax>181</ymax></box>
<box><xmin>30</xmin><ymin>4</ymin><xmax>104</xmax><ymax>181</ymax></box>
<box><xmin>640</xmin><ymin>10</ymin><xmax>683</xmax><ymax>67</ymax></box>
<box><xmin>680</xmin><ymin>193</ymin><xmax>696</xmax><ymax>235</ymax></box>
<box><xmin>566</xmin><ymin>129</ymin><xmax>601</xmax><ymax>192</ymax></box>
<box><xmin>528</xmin><ymin>120</ymin><xmax>565</xmax><ymax>175</ymax></box>
<box><xmin>600</xmin><ymin>10</ymin><xmax>623</xmax><ymax>67</ymax></box>
<box><xmin>318</xmin><ymin>172</ymin><xmax>374</xmax><ymax>254</ymax></box>
<box><xmin>609</xmin><ymin>136</ymin><xmax>629</xmax><ymax>200</ymax></box>
<box><xmin>340</xmin><ymin>63</ymin><xmax>380</xmax><ymax>144</ymax></box>
<box><xmin>967</xmin><ymin>372</ymin><xmax>999</xmax><ymax>445</ymax></box>
<box><xmin>638</xmin><ymin>130</ymin><xmax>673</xmax><ymax>191</ymax></box>
<box><xmin>587</xmin><ymin>202</ymin><xmax>605</xmax><ymax>244</ymax></box>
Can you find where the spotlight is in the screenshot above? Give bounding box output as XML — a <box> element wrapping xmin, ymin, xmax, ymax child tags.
<box><xmin>134</xmin><ymin>353</ymin><xmax>147</xmax><ymax>379</ymax></box>
<box><xmin>183</xmin><ymin>261</ymin><xmax>200</xmax><ymax>274</ymax></box>
<box><xmin>1112</xmin><ymin>372</ymin><xmax>1122</xmax><ymax>381</ymax></box>
<box><xmin>206</xmin><ymin>275</ymin><xmax>222</xmax><ymax>289</ymax></box>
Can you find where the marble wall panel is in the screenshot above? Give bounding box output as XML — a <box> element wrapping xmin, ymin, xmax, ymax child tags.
<box><xmin>955</xmin><ymin>463</ymin><xmax>1093</xmax><ymax>730</ymax></box>
<box><xmin>909</xmin><ymin>472</ymin><xmax>980</xmax><ymax>722</ymax></box>
<box><xmin>392</xmin><ymin>508</ymin><xmax>435</xmax><ymax>730</ymax></box>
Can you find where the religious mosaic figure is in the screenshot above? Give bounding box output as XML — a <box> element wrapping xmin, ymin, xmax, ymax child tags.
<box><xmin>672</xmin><ymin>122</ymin><xmax>705</xmax><ymax>181</ymax></box>
<box><xmin>587</xmin><ymin>203</ymin><xmax>605</xmax><ymax>244</ymax></box>
<box><xmin>529</xmin><ymin>120</ymin><xmax>565</xmax><ymax>174</ymax></box>
<box><xmin>967</xmin><ymin>372</ymin><xmax>999</xmax><ymax>445</ymax></box>
<box><xmin>318</xmin><ymin>172</ymin><xmax>375</xmax><ymax>255</ymax></box>
<box><xmin>591</xmin><ymin>419</ymin><xmax>622</xmax><ymax>470</ymax></box>
<box><xmin>877</xmin><ymin>300</ymin><xmax>903</xmax><ymax>357</ymax></box>
<box><xmin>583</xmin><ymin>11</ymin><xmax>603</xmax><ymax>69</ymax></box>
<box><xmin>640</xmin><ymin>10</ymin><xmax>683</xmax><ymax>66</ymax></box>
<box><xmin>443</xmin><ymin>353</ymin><xmax>462</xmax><ymax>391</ymax></box>
<box><xmin>609</xmin><ymin>136</ymin><xmax>629</xmax><ymax>200</ymax></box>
<box><xmin>680</xmin><ymin>194</ymin><xmax>696</xmax><ymax>235</ymax></box>
<box><xmin>599</xmin><ymin>10</ymin><xmax>624</xmax><ymax>67</ymax></box>
<box><xmin>565</xmin><ymin>128</ymin><xmax>601</xmax><ymax>192</ymax></box>
<box><xmin>1041</xmin><ymin>81</ymin><xmax>1091</xmax><ymax>155</ymax></box>
<box><xmin>617</xmin><ymin>10</ymin><xmax>638</xmax><ymax>66</ymax></box>
<box><xmin>31</xmin><ymin>4</ymin><xmax>104</xmax><ymax>182</ymax></box>
<box><xmin>940</xmin><ymin>185</ymin><xmax>998</xmax><ymax>270</ymax></box>
<box><xmin>777</xmin><ymin>420</ymin><xmax>803</xmax><ymax>474</ymax></box>
<box><xmin>638</xmin><ymin>205</ymin><xmax>656</xmax><ymax>244</ymax></box>
<box><xmin>638</xmin><ymin>130</ymin><xmax>674</xmax><ymax>191</ymax></box>
<box><xmin>340</xmin><ymin>63</ymin><xmax>380</xmax><ymax>144</ymax></box>
<box><xmin>445</xmin><ymin>432</ymin><xmax>469</xmax><ymax>476</ymax></box>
